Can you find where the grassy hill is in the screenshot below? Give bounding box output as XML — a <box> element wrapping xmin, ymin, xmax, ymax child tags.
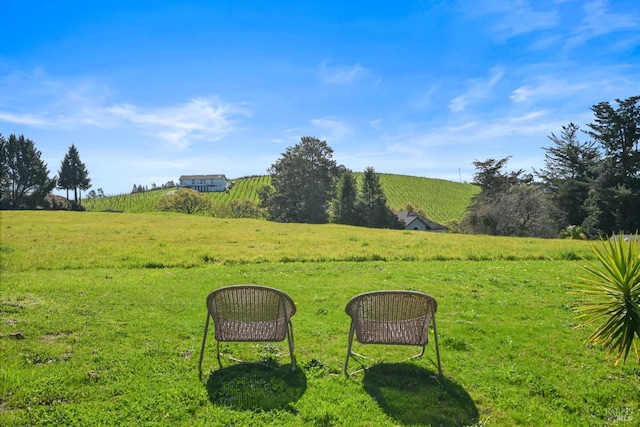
<box><xmin>83</xmin><ymin>174</ymin><xmax>479</xmax><ymax>224</ymax></box>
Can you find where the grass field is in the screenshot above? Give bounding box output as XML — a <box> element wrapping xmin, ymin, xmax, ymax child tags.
<box><xmin>1</xmin><ymin>211</ymin><xmax>639</xmax><ymax>426</ymax></box>
<box><xmin>82</xmin><ymin>174</ymin><xmax>479</xmax><ymax>225</ymax></box>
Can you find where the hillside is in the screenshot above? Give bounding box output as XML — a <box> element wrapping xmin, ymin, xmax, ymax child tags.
<box><xmin>83</xmin><ymin>174</ymin><xmax>479</xmax><ymax>224</ymax></box>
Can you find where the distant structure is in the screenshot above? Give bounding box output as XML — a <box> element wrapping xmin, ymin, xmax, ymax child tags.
<box><xmin>179</xmin><ymin>174</ymin><xmax>228</xmax><ymax>192</ymax></box>
<box><xmin>396</xmin><ymin>210</ymin><xmax>448</xmax><ymax>232</ymax></box>
<box><xmin>608</xmin><ymin>233</ymin><xmax>640</xmax><ymax>242</ymax></box>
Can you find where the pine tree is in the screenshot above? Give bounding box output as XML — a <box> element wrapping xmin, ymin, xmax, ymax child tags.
<box><xmin>1</xmin><ymin>134</ymin><xmax>55</xmax><ymax>208</ymax></box>
<box><xmin>262</xmin><ymin>136</ymin><xmax>338</xmax><ymax>223</ymax></box>
<box><xmin>359</xmin><ymin>167</ymin><xmax>403</xmax><ymax>229</ymax></box>
<box><xmin>57</xmin><ymin>145</ymin><xmax>91</xmax><ymax>205</ymax></box>
<box><xmin>334</xmin><ymin>170</ymin><xmax>360</xmax><ymax>225</ymax></box>
<box><xmin>585</xmin><ymin>96</ymin><xmax>640</xmax><ymax>234</ymax></box>
<box><xmin>537</xmin><ymin>123</ymin><xmax>601</xmax><ymax>230</ymax></box>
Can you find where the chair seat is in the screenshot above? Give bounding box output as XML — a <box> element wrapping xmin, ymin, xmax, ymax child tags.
<box><xmin>216</xmin><ymin>319</ymin><xmax>287</xmax><ymax>342</ymax></box>
<box><xmin>355</xmin><ymin>317</ymin><xmax>428</xmax><ymax>346</ymax></box>
<box><xmin>199</xmin><ymin>285</ymin><xmax>296</xmax><ymax>377</ymax></box>
<box><xmin>344</xmin><ymin>290</ymin><xmax>442</xmax><ymax>376</ymax></box>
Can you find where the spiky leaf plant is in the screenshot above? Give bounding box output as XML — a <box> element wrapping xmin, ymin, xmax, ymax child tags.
<box><xmin>574</xmin><ymin>233</ymin><xmax>640</xmax><ymax>365</ymax></box>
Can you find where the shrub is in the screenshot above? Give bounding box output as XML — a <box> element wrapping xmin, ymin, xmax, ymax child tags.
<box><xmin>574</xmin><ymin>233</ymin><xmax>640</xmax><ymax>365</ymax></box>
<box><xmin>156</xmin><ymin>188</ymin><xmax>212</xmax><ymax>215</ymax></box>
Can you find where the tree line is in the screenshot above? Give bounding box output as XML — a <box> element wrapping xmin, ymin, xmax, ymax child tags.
<box><xmin>3</xmin><ymin>94</ymin><xmax>638</xmax><ymax>238</ymax></box>
<box><xmin>1</xmin><ymin>134</ymin><xmax>90</xmax><ymax>209</ymax></box>
<box><xmin>460</xmin><ymin>95</ymin><xmax>640</xmax><ymax>238</ymax></box>
<box><xmin>257</xmin><ymin>136</ymin><xmax>403</xmax><ymax>229</ymax></box>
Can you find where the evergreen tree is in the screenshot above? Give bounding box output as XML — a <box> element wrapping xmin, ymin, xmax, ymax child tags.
<box><xmin>358</xmin><ymin>167</ymin><xmax>403</xmax><ymax>229</ymax></box>
<box><xmin>585</xmin><ymin>96</ymin><xmax>640</xmax><ymax>234</ymax></box>
<box><xmin>0</xmin><ymin>134</ymin><xmax>55</xmax><ymax>208</ymax></box>
<box><xmin>333</xmin><ymin>170</ymin><xmax>360</xmax><ymax>225</ymax></box>
<box><xmin>57</xmin><ymin>144</ymin><xmax>91</xmax><ymax>204</ymax></box>
<box><xmin>537</xmin><ymin>123</ymin><xmax>601</xmax><ymax>230</ymax></box>
<box><xmin>261</xmin><ymin>136</ymin><xmax>339</xmax><ymax>223</ymax></box>
<box><xmin>462</xmin><ymin>157</ymin><xmax>556</xmax><ymax>237</ymax></box>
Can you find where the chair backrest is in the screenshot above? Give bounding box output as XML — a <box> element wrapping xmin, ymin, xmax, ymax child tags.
<box><xmin>206</xmin><ymin>285</ymin><xmax>296</xmax><ymax>342</ymax></box>
<box><xmin>345</xmin><ymin>291</ymin><xmax>437</xmax><ymax>346</ymax></box>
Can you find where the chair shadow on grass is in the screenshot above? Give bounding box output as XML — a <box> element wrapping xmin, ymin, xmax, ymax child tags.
<box><xmin>205</xmin><ymin>362</ymin><xmax>307</xmax><ymax>411</ymax></box>
<box><xmin>362</xmin><ymin>363</ymin><xmax>479</xmax><ymax>426</ymax></box>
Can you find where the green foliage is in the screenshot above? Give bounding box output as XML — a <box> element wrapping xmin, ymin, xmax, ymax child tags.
<box><xmin>560</xmin><ymin>225</ymin><xmax>588</xmax><ymax>240</ymax></box>
<box><xmin>333</xmin><ymin>171</ymin><xmax>358</xmax><ymax>225</ymax></box>
<box><xmin>537</xmin><ymin>123</ymin><xmax>600</xmax><ymax>230</ymax></box>
<box><xmin>156</xmin><ymin>188</ymin><xmax>213</xmax><ymax>215</ymax></box>
<box><xmin>0</xmin><ymin>133</ymin><xmax>56</xmax><ymax>208</ymax></box>
<box><xmin>462</xmin><ymin>158</ymin><xmax>556</xmax><ymax>237</ymax></box>
<box><xmin>357</xmin><ymin>167</ymin><xmax>403</xmax><ymax>229</ymax></box>
<box><xmin>574</xmin><ymin>233</ymin><xmax>640</xmax><ymax>365</ymax></box>
<box><xmin>57</xmin><ymin>144</ymin><xmax>91</xmax><ymax>204</ymax></box>
<box><xmin>550</xmin><ymin>95</ymin><xmax>640</xmax><ymax>235</ymax></box>
<box><xmin>263</xmin><ymin>137</ymin><xmax>339</xmax><ymax>223</ymax></box>
<box><xmin>211</xmin><ymin>198</ymin><xmax>264</xmax><ymax>219</ymax></box>
<box><xmin>83</xmin><ymin>174</ymin><xmax>477</xmax><ymax>224</ymax></box>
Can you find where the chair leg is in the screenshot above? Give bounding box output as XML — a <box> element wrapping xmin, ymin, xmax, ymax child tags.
<box><xmin>198</xmin><ymin>313</ymin><xmax>211</xmax><ymax>379</ymax></box>
<box><xmin>344</xmin><ymin>322</ymin><xmax>356</xmax><ymax>375</ymax></box>
<box><xmin>216</xmin><ymin>341</ymin><xmax>223</xmax><ymax>367</ymax></box>
<box><xmin>432</xmin><ymin>316</ymin><xmax>442</xmax><ymax>376</ymax></box>
<box><xmin>287</xmin><ymin>321</ymin><xmax>296</xmax><ymax>371</ymax></box>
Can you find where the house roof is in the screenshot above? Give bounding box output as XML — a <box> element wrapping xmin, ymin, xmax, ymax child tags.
<box><xmin>609</xmin><ymin>233</ymin><xmax>640</xmax><ymax>242</ymax></box>
<box><xmin>179</xmin><ymin>174</ymin><xmax>226</xmax><ymax>180</ymax></box>
<box><xmin>396</xmin><ymin>210</ymin><xmax>448</xmax><ymax>231</ymax></box>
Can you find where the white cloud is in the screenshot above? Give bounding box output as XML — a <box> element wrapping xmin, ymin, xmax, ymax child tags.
<box><xmin>310</xmin><ymin>117</ymin><xmax>353</xmax><ymax>141</ymax></box>
<box><xmin>461</xmin><ymin>0</ymin><xmax>559</xmax><ymax>39</ymax></box>
<box><xmin>566</xmin><ymin>0</ymin><xmax>638</xmax><ymax>48</ymax></box>
<box><xmin>106</xmin><ymin>98</ymin><xmax>250</xmax><ymax>148</ymax></box>
<box><xmin>510</xmin><ymin>77</ymin><xmax>590</xmax><ymax>103</ymax></box>
<box><xmin>510</xmin><ymin>68</ymin><xmax>640</xmax><ymax>105</ymax></box>
<box><xmin>0</xmin><ymin>70</ymin><xmax>250</xmax><ymax>148</ymax></box>
<box><xmin>319</xmin><ymin>62</ymin><xmax>371</xmax><ymax>85</ymax></box>
<box><xmin>449</xmin><ymin>68</ymin><xmax>504</xmax><ymax>112</ymax></box>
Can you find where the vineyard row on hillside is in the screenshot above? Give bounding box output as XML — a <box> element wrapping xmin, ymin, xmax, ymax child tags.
<box><xmin>83</xmin><ymin>174</ymin><xmax>478</xmax><ymax>224</ymax></box>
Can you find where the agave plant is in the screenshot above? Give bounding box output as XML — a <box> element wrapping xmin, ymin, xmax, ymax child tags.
<box><xmin>574</xmin><ymin>233</ymin><xmax>640</xmax><ymax>365</ymax></box>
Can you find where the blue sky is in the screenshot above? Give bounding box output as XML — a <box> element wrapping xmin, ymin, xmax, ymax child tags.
<box><xmin>1</xmin><ymin>0</ymin><xmax>639</xmax><ymax>195</ymax></box>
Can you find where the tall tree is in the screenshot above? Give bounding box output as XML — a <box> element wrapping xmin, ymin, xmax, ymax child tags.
<box><xmin>462</xmin><ymin>157</ymin><xmax>556</xmax><ymax>237</ymax></box>
<box><xmin>359</xmin><ymin>167</ymin><xmax>403</xmax><ymax>229</ymax></box>
<box><xmin>57</xmin><ymin>144</ymin><xmax>91</xmax><ymax>204</ymax></box>
<box><xmin>333</xmin><ymin>170</ymin><xmax>360</xmax><ymax>225</ymax></box>
<box><xmin>261</xmin><ymin>137</ymin><xmax>339</xmax><ymax>223</ymax></box>
<box><xmin>0</xmin><ymin>134</ymin><xmax>55</xmax><ymax>208</ymax></box>
<box><xmin>537</xmin><ymin>123</ymin><xmax>601</xmax><ymax>229</ymax></box>
<box><xmin>585</xmin><ymin>96</ymin><xmax>640</xmax><ymax>234</ymax></box>
<box><xmin>472</xmin><ymin>157</ymin><xmax>531</xmax><ymax>196</ymax></box>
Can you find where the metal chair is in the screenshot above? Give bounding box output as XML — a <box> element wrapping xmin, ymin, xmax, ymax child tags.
<box><xmin>198</xmin><ymin>285</ymin><xmax>296</xmax><ymax>377</ymax></box>
<box><xmin>344</xmin><ymin>290</ymin><xmax>442</xmax><ymax>376</ymax></box>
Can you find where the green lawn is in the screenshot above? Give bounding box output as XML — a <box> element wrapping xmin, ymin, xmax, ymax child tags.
<box><xmin>1</xmin><ymin>211</ymin><xmax>638</xmax><ymax>426</ymax></box>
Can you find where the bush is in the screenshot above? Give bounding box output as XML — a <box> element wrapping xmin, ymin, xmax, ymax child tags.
<box><xmin>574</xmin><ymin>233</ymin><xmax>640</xmax><ymax>365</ymax></box>
<box><xmin>156</xmin><ymin>189</ymin><xmax>212</xmax><ymax>215</ymax></box>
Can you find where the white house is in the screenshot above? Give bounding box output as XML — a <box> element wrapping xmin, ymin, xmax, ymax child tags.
<box><xmin>396</xmin><ymin>210</ymin><xmax>448</xmax><ymax>232</ymax></box>
<box><xmin>179</xmin><ymin>174</ymin><xmax>227</xmax><ymax>192</ymax></box>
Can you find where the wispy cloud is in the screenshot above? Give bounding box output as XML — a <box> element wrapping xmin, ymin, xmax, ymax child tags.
<box><xmin>0</xmin><ymin>70</ymin><xmax>250</xmax><ymax>148</ymax></box>
<box><xmin>449</xmin><ymin>68</ymin><xmax>504</xmax><ymax>112</ymax></box>
<box><xmin>106</xmin><ymin>98</ymin><xmax>250</xmax><ymax>148</ymax></box>
<box><xmin>310</xmin><ymin>117</ymin><xmax>353</xmax><ymax>141</ymax></box>
<box><xmin>565</xmin><ymin>0</ymin><xmax>639</xmax><ymax>49</ymax></box>
<box><xmin>461</xmin><ymin>0</ymin><xmax>559</xmax><ymax>39</ymax></box>
<box><xmin>319</xmin><ymin>62</ymin><xmax>371</xmax><ymax>85</ymax></box>
<box><xmin>510</xmin><ymin>67</ymin><xmax>640</xmax><ymax>105</ymax></box>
